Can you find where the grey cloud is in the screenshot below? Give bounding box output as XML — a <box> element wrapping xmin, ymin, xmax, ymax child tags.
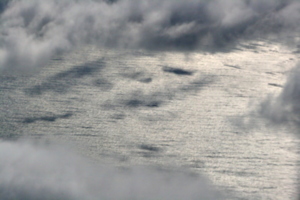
<box><xmin>162</xmin><ymin>66</ymin><xmax>194</xmax><ymax>76</ymax></box>
<box><xmin>1</xmin><ymin>0</ymin><xmax>300</xmax><ymax>70</ymax></box>
<box><xmin>260</xmin><ymin>64</ymin><xmax>300</xmax><ymax>129</ymax></box>
<box><xmin>0</xmin><ymin>0</ymin><xmax>9</xmax><ymax>13</ymax></box>
<box><xmin>0</xmin><ymin>140</ymin><xmax>223</xmax><ymax>200</ymax></box>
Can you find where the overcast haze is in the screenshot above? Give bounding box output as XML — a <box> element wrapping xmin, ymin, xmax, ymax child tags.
<box><xmin>1</xmin><ymin>0</ymin><xmax>300</xmax><ymax>200</ymax></box>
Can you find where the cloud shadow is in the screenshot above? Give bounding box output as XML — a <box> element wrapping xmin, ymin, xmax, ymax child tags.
<box><xmin>22</xmin><ymin>113</ymin><xmax>73</xmax><ymax>124</ymax></box>
<box><xmin>24</xmin><ymin>59</ymin><xmax>105</xmax><ymax>96</ymax></box>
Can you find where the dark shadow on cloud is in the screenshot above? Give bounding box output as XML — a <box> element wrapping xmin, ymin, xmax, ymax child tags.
<box><xmin>0</xmin><ymin>140</ymin><xmax>224</xmax><ymax>200</ymax></box>
<box><xmin>180</xmin><ymin>76</ymin><xmax>215</xmax><ymax>93</ymax></box>
<box><xmin>81</xmin><ymin>126</ymin><xmax>93</xmax><ymax>129</ymax></box>
<box><xmin>120</xmin><ymin>70</ymin><xmax>153</xmax><ymax>83</ymax></box>
<box><xmin>162</xmin><ymin>66</ymin><xmax>194</xmax><ymax>76</ymax></box>
<box><xmin>93</xmin><ymin>78</ymin><xmax>114</xmax><ymax>91</ymax></box>
<box><xmin>240</xmin><ymin>43</ymin><xmax>259</xmax><ymax>50</ymax></box>
<box><xmin>137</xmin><ymin>151</ymin><xmax>159</xmax><ymax>158</ymax></box>
<box><xmin>104</xmin><ymin>75</ymin><xmax>215</xmax><ymax>115</ymax></box>
<box><xmin>0</xmin><ymin>0</ymin><xmax>9</xmax><ymax>13</ymax></box>
<box><xmin>0</xmin><ymin>187</ymin><xmax>74</xmax><ymax>200</ymax></box>
<box><xmin>0</xmin><ymin>132</ymin><xmax>19</xmax><ymax>141</ymax></box>
<box><xmin>224</xmin><ymin>64</ymin><xmax>242</xmax><ymax>70</ymax></box>
<box><xmin>73</xmin><ymin>134</ymin><xmax>99</xmax><ymax>137</ymax></box>
<box><xmin>51</xmin><ymin>57</ymin><xmax>63</xmax><ymax>61</ymax></box>
<box><xmin>22</xmin><ymin>113</ymin><xmax>72</xmax><ymax>124</ymax></box>
<box><xmin>139</xmin><ymin>77</ymin><xmax>152</xmax><ymax>83</ymax></box>
<box><xmin>258</xmin><ymin>64</ymin><xmax>300</xmax><ymax>131</ymax></box>
<box><xmin>121</xmin><ymin>71</ymin><xmax>143</xmax><ymax>79</ymax></box>
<box><xmin>24</xmin><ymin>60</ymin><xmax>105</xmax><ymax>96</ymax></box>
<box><xmin>139</xmin><ymin>144</ymin><xmax>161</xmax><ymax>152</ymax></box>
<box><xmin>292</xmin><ymin>45</ymin><xmax>300</xmax><ymax>54</ymax></box>
<box><xmin>102</xmin><ymin>0</ymin><xmax>119</xmax><ymax>4</ymax></box>
<box><xmin>125</xmin><ymin>97</ymin><xmax>163</xmax><ymax>108</ymax></box>
<box><xmin>102</xmin><ymin>91</ymin><xmax>169</xmax><ymax>111</ymax></box>
<box><xmin>136</xmin><ymin>144</ymin><xmax>162</xmax><ymax>158</ymax></box>
<box><xmin>110</xmin><ymin>113</ymin><xmax>126</xmax><ymax>121</ymax></box>
<box><xmin>268</xmin><ymin>83</ymin><xmax>283</xmax><ymax>88</ymax></box>
<box><xmin>54</xmin><ymin>64</ymin><xmax>99</xmax><ymax>79</ymax></box>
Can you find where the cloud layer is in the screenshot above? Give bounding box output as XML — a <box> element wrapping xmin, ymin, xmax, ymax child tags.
<box><xmin>1</xmin><ymin>0</ymin><xmax>300</xmax><ymax>69</ymax></box>
<box><xmin>0</xmin><ymin>140</ymin><xmax>223</xmax><ymax>200</ymax></box>
<box><xmin>260</xmin><ymin>64</ymin><xmax>300</xmax><ymax>131</ymax></box>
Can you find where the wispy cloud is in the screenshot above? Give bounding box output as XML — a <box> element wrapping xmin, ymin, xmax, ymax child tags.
<box><xmin>0</xmin><ymin>140</ymin><xmax>223</xmax><ymax>200</ymax></box>
<box><xmin>260</xmin><ymin>64</ymin><xmax>300</xmax><ymax>131</ymax></box>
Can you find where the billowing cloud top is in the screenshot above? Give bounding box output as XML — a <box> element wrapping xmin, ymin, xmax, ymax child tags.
<box><xmin>0</xmin><ymin>0</ymin><xmax>300</xmax><ymax>69</ymax></box>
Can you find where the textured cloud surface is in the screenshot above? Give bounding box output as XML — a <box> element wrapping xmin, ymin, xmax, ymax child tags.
<box><xmin>1</xmin><ymin>0</ymin><xmax>300</xmax><ymax>69</ymax></box>
<box><xmin>260</xmin><ymin>64</ymin><xmax>300</xmax><ymax>131</ymax></box>
<box><xmin>0</xmin><ymin>140</ymin><xmax>222</xmax><ymax>200</ymax></box>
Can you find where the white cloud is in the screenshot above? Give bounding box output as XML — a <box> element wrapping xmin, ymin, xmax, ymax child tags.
<box><xmin>0</xmin><ymin>139</ymin><xmax>223</xmax><ymax>200</ymax></box>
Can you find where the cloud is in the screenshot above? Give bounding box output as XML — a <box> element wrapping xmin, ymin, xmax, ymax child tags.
<box><xmin>0</xmin><ymin>0</ymin><xmax>300</xmax><ymax>70</ymax></box>
<box><xmin>0</xmin><ymin>139</ymin><xmax>223</xmax><ymax>200</ymax></box>
<box><xmin>260</xmin><ymin>64</ymin><xmax>300</xmax><ymax>130</ymax></box>
<box><xmin>0</xmin><ymin>0</ymin><xmax>9</xmax><ymax>12</ymax></box>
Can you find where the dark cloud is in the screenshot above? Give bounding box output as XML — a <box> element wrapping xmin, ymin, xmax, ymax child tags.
<box><xmin>0</xmin><ymin>0</ymin><xmax>9</xmax><ymax>13</ymax></box>
<box><xmin>139</xmin><ymin>144</ymin><xmax>161</xmax><ymax>152</ymax></box>
<box><xmin>1</xmin><ymin>0</ymin><xmax>300</xmax><ymax>70</ymax></box>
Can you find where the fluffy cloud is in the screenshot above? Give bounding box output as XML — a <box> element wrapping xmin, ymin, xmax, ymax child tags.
<box><xmin>0</xmin><ymin>140</ymin><xmax>223</xmax><ymax>200</ymax></box>
<box><xmin>260</xmin><ymin>64</ymin><xmax>300</xmax><ymax>130</ymax></box>
<box><xmin>0</xmin><ymin>0</ymin><xmax>299</xmax><ymax>70</ymax></box>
